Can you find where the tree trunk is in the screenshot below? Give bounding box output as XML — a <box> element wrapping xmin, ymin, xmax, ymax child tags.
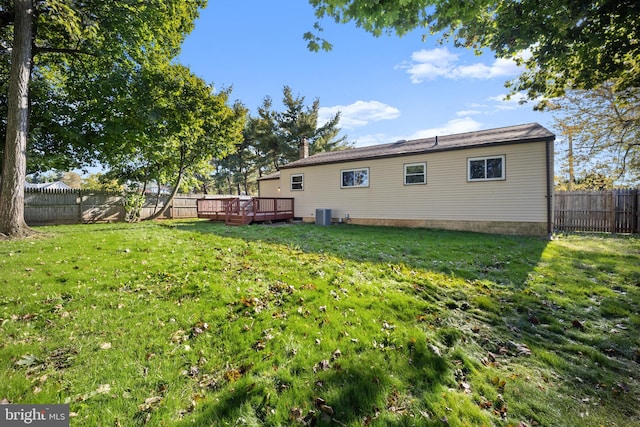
<box><xmin>144</xmin><ymin>170</ymin><xmax>183</xmax><ymax>221</ymax></box>
<box><xmin>0</xmin><ymin>0</ymin><xmax>34</xmax><ymax>238</ymax></box>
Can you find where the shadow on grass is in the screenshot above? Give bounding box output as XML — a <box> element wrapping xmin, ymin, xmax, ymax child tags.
<box><xmin>179</xmin><ymin>344</ymin><xmax>450</xmax><ymax>426</ymax></box>
<box><xmin>168</xmin><ymin>220</ymin><xmax>549</xmax><ymax>285</ymax></box>
<box><xmin>165</xmin><ymin>220</ymin><xmax>640</xmax><ymax>424</ymax></box>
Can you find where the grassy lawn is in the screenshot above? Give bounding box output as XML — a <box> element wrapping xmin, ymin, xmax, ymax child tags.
<box><xmin>1</xmin><ymin>220</ymin><xmax>639</xmax><ymax>426</ymax></box>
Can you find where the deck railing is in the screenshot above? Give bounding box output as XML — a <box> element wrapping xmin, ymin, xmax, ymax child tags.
<box><xmin>197</xmin><ymin>197</ymin><xmax>294</xmax><ymax>224</ymax></box>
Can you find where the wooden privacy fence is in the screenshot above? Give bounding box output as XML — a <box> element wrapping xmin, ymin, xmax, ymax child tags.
<box><xmin>554</xmin><ymin>189</ymin><xmax>639</xmax><ymax>233</ymax></box>
<box><xmin>23</xmin><ymin>188</ymin><xmax>232</xmax><ymax>225</ymax></box>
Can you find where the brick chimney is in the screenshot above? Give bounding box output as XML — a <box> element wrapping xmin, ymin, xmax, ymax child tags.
<box><xmin>299</xmin><ymin>137</ymin><xmax>309</xmax><ymax>159</ymax></box>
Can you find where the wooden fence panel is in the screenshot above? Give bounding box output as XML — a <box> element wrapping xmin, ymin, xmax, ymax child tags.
<box><xmin>24</xmin><ymin>189</ymin><xmax>217</xmax><ymax>225</ymax></box>
<box><xmin>554</xmin><ymin>189</ymin><xmax>638</xmax><ymax>233</ymax></box>
<box><xmin>25</xmin><ymin>189</ymin><xmax>87</xmax><ymax>225</ymax></box>
<box><xmin>81</xmin><ymin>193</ymin><xmax>125</xmax><ymax>223</ymax></box>
<box><xmin>170</xmin><ymin>195</ymin><xmax>199</xmax><ymax>218</ymax></box>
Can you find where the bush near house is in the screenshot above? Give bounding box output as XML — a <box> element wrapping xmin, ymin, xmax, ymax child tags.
<box><xmin>0</xmin><ymin>220</ymin><xmax>638</xmax><ymax>426</ymax></box>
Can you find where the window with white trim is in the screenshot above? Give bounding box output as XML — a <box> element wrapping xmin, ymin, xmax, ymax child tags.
<box><xmin>290</xmin><ymin>174</ymin><xmax>304</xmax><ymax>191</ymax></box>
<box><xmin>341</xmin><ymin>168</ymin><xmax>369</xmax><ymax>188</ymax></box>
<box><xmin>404</xmin><ymin>162</ymin><xmax>426</xmax><ymax>185</ymax></box>
<box><xmin>468</xmin><ymin>155</ymin><xmax>505</xmax><ymax>181</ymax></box>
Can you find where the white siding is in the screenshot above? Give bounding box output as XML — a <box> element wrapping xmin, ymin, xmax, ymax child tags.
<box><xmin>279</xmin><ymin>141</ymin><xmax>549</xmax><ymax>225</ymax></box>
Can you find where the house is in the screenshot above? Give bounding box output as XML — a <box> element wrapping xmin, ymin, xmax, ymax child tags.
<box><xmin>258</xmin><ymin>123</ymin><xmax>555</xmax><ymax>237</ymax></box>
<box><xmin>25</xmin><ymin>181</ymin><xmax>72</xmax><ymax>190</ymax></box>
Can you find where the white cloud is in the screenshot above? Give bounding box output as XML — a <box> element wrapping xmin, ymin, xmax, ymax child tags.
<box><xmin>407</xmin><ymin>117</ymin><xmax>483</xmax><ymax>140</ymax></box>
<box><xmin>411</xmin><ymin>47</ymin><xmax>459</xmax><ymax>64</ymax></box>
<box><xmin>398</xmin><ymin>47</ymin><xmax>522</xmax><ymax>83</ymax></box>
<box><xmin>488</xmin><ymin>92</ymin><xmax>529</xmax><ymax>110</ymax></box>
<box><xmin>352</xmin><ymin>133</ymin><xmax>392</xmax><ymax>147</ymax></box>
<box><xmin>352</xmin><ymin>117</ymin><xmax>483</xmax><ymax>147</ymax></box>
<box><xmin>456</xmin><ymin>109</ymin><xmax>482</xmax><ymax>117</ymax></box>
<box><xmin>319</xmin><ymin>100</ymin><xmax>400</xmax><ymax>129</ymax></box>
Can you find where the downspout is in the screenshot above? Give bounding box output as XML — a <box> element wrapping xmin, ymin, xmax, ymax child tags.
<box><xmin>545</xmin><ymin>137</ymin><xmax>554</xmax><ymax>240</ymax></box>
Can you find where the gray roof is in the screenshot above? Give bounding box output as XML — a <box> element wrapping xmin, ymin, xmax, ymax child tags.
<box><xmin>280</xmin><ymin>122</ymin><xmax>554</xmax><ymax>170</ymax></box>
<box><xmin>257</xmin><ymin>172</ymin><xmax>281</xmax><ymax>181</ymax></box>
<box><xmin>25</xmin><ymin>181</ymin><xmax>72</xmax><ymax>190</ymax></box>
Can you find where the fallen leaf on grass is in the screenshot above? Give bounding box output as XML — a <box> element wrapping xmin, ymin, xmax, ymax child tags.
<box><xmin>516</xmin><ymin>343</ymin><xmax>532</xmax><ymax>356</ymax></box>
<box><xmin>15</xmin><ymin>354</ymin><xmax>39</xmax><ymax>368</ymax></box>
<box><xmin>459</xmin><ymin>381</ymin><xmax>472</xmax><ymax>394</ymax></box>
<box><xmin>290</xmin><ymin>407</ymin><xmax>303</xmax><ymax>421</ymax></box>
<box><xmin>614</xmin><ymin>382</ymin><xmax>630</xmax><ymax>394</ymax></box>
<box><xmin>491</xmin><ymin>376</ymin><xmax>507</xmax><ymax>392</ymax></box>
<box><xmin>171</xmin><ymin>329</ymin><xmax>189</xmax><ymax>343</ymax></box>
<box><xmin>224</xmin><ymin>369</ymin><xmax>242</xmax><ymax>383</ymax></box>
<box><xmin>313</xmin><ymin>360</ymin><xmax>331</xmax><ymax>373</ymax></box>
<box><xmin>428</xmin><ymin>344</ymin><xmax>442</xmax><ymax>357</ymax></box>
<box><xmin>138</xmin><ymin>396</ymin><xmax>163</xmax><ymax>412</ymax></box>
<box><xmin>479</xmin><ymin>400</ymin><xmax>492</xmax><ymax>409</ymax></box>
<box><xmin>572</xmin><ymin>320</ymin><xmax>585</xmax><ymax>330</ymax></box>
<box><xmin>314</xmin><ymin>397</ymin><xmax>334</xmax><ymax>416</ymax></box>
<box><xmin>96</xmin><ymin>384</ymin><xmax>111</xmax><ymax>394</ymax></box>
<box><xmin>319</xmin><ymin>404</ymin><xmax>334</xmax><ymax>416</ymax></box>
<box><xmin>191</xmin><ymin>321</ymin><xmax>209</xmax><ymax>338</ymax></box>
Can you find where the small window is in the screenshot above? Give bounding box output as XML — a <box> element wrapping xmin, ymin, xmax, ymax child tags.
<box><xmin>341</xmin><ymin>168</ymin><xmax>369</xmax><ymax>188</ymax></box>
<box><xmin>404</xmin><ymin>162</ymin><xmax>426</xmax><ymax>185</ymax></box>
<box><xmin>290</xmin><ymin>174</ymin><xmax>303</xmax><ymax>191</ymax></box>
<box><xmin>468</xmin><ymin>155</ymin><xmax>505</xmax><ymax>181</ymax></box>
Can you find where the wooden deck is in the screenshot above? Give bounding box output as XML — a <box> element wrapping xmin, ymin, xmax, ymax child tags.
<box><xmin>197</xmin><ymin>197</ymin><xmax>295</xmax><ymax>226</ymax></box>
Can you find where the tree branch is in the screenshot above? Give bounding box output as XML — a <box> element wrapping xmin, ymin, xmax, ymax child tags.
<box><xmin>33</xmin><ymin>45</ymin><xmax>94</xmax><ymax>57</ymax></box>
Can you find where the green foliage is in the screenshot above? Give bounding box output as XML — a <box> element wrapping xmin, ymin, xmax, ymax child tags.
<box><xmin>1</xmin><ymin>0</ymin><xmax>208</xmax><ymax>172</ymax></box>
<box><xmin>122</xmin><ymin>191</ymin><xmax>145</xmax><ymax>222</ymax></box>
<box><xmin>81</xmin><ymin>173</ymin><xmax>124</xmax><ymax>192</ymax></box>
<box><xmin>252</xmin><ymin>86</ymin><xmax>350</xmax><ymax>173</ymax></box>
<box><xmin>1</xmin><ymin>221</ymin><xmax>638</xmax><ymax>426</ymax></box>
<box><xmin>0</xmin><ymin>0</ymin><xmax>208</xmax><ymax>236</ymax></box>
<box><xmin>307</xmin><ymin>0</ymin><xmax>640</xmax><ymax>100</ymax></box>
<box><xmin>552</xmin><ymin>83</ymin><xmax>640</xmax><ymax>186</ymax></box>
<box><xmin>91</xmin><ymin>63</ymin><xmax>245</xmax><ymax>196</ymax></box>
<box><xmin>211</xmin><ymin>86</ymin><xmax>351</xmax><ymax>194</ymax></box>
<box><xmin>556</xmin><ymin>172</ymin><xmax>615</xmax><ymax>191</ymax></box>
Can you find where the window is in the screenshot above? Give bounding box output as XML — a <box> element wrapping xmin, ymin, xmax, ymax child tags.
<box><xmin>468</xmin><ymin>155</ymin><xmax>505</xmax><ymax>181</ymax></box>
<box><xmin>341</xmin><ymin>168</ymin><xmax>369</xmax><ymax>188</ymax></box>
<box><xmin>290</xmin><ymin>174</ymin><xmax>303</xmax><ymax>191</ymax></box>
<box><xmin>404</xmin><ymin>162</ymin><xmax>426</xmax><ymax>185</ymax></box>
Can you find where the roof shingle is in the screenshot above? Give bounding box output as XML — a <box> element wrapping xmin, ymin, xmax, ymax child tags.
<box><xmin>280</xmin><ymin>122</ymin><xmax>554</xmax><ymax>169</ymax></box>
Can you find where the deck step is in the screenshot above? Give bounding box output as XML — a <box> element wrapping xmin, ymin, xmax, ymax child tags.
<box><xmin>226</xmin><ymin>215</ymin><xmax>251</xmax><ymax>226</ymax></box>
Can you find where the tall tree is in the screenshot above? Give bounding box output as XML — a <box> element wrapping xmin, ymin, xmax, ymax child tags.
<box><xmin>306</xmin><ymin>0</ymin><xmax>639</xmax><ymax>102</ymax></box>
<box><xmin>0</xmin><ymin>0</ymin><xmax>32</xmax><ymax>238</ymax></box>
<box><xmin>0</xmin><ymin>0</ymin><xmax>206</xmax><ymax>238</ymax></box>
<box><xmin>252</xmin><ymin>86</ymin><xmax>349</xmax><ymax>174</ymax></box>
<box><xmin>551</xmin><ymin>83</ymin><xmax>639</xmax><ymax>186</ymax></box>
<box><xmin>92</xmin><ymin>64</ymin><xmax>245</xmax><ymax>219</ymax></box>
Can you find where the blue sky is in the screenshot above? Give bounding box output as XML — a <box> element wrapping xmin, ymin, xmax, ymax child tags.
<box><xmin>178</xmin><ymin>1</ymin><xmax>557</xmax><ymax>148</ymax></box>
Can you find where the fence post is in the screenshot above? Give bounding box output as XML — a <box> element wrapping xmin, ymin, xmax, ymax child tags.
<box><xmin>631</xmin><ymin>188</ymin><xmax>640</xmax><ymax>233</ymax></box>
<box><xmin>78</xmin><ymin>190</ymin><xmax>83</xmax><ymax>224</ymax></box>
<box><xmin>610</xmin><ymin>190</ymin><xmax>616</xmax><ymax>233</ymax></box>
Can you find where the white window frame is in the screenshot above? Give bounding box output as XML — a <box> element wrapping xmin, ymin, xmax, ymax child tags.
<box><xmin>340</xmin><ymin>168</ymin><xmax>369</xmax><ymax>188</ymax></box>
<box><xmin>467</xmin><ymin>155</ymin><xmax>506</xmax><ymax>182</ymax></box>
<box><xmin>404</xmin><ymin>162</ymin><xmax>427</xmax><ymax>185</ymax></box>
<box><xmin>290</xmin><ymin>174</ymin><xmax>304</xmax><ymax>191</ymax></box>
